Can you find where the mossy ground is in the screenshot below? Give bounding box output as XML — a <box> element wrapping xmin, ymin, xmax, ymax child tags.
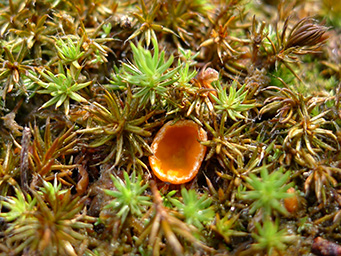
<box><xmin>0</xmin><ymin>0</ymin><xmax>340</xmax><ymax>255</ymax></box>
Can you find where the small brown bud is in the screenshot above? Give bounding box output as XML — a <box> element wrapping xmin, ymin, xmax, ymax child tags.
<box><xmin>285</xmin><ymin>17</ymin><xmax>329</xmax><ymax>50</ymax></box>
<box><xmin>284</xmin><ymin>187</ymin><xmax>299</xmax><ymax>214</ymax></box>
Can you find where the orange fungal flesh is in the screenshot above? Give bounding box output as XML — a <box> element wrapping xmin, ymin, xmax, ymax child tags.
<box><xmin>149</xmin><ymin>120</ymin><xmax>207</xmax><ymax>184</ymax></box>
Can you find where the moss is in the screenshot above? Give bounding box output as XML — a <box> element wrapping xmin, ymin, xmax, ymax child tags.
<box><xmin>0</xmin><ymin>0</ymin><xmax>340</xmax><ymax>255</ymax></box>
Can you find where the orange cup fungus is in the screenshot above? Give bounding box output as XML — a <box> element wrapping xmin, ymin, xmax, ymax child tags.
<box><xmin>149</xmin><ymin>120</ymin><xmax>207</xmax><ymax>184</ymax></box>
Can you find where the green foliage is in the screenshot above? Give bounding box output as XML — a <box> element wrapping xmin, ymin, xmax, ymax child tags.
<box><xmin>252</xmin><ymin>219</ymin><xmax>296</xmax><ymax>255</ymax></box>
<box><xmin>118</xmin><ymin>38</ymin><xmax>180</xmax><ymax>107</ymax></box>
<box><xmin>175</xmin><ymin>46</ymin><xmax>198</xmax><ymax>88</ymax></box>
<box><xmin>239</xmin><ymin>166</ymin><xmax>294</xmax><ymax>217</ymax></box>
<box><xmin>214</xmin><ymin>212</ymin><xmax>247</xmax><ymax>243</ymax></box>
<box><xmin>0</xmin><ymin>40</ymin><xmax>33</xmax><ymax>98</ymax></box>
<box><xmin>161</xmin><ymin>189</ymin><xmax>177</xmax><ymax>208</ymax></box>
<box><xmin>0</xmin><ymin>187</ymin><xmax>36</xmax><ymax>222</ymax></box>
<box><xmin>126</xmin><ymin>0</ymin><xmax>177</xmax><ymax>46</ymax></box>
<box><xmin>270</xmin><ymin>66</ymin><xmax>296</xmax><ymax>88</ymax></box>
<box><xmin>202</xmin><ymin>119</ymin><xmax>248</xmax><ymax>169</ymax></box>
<box><xmin>78</xmin><ymin>88</ymin><xmax>155</xmax><ymax>167</ymax></box>
<box><xmin>170</xmin><ymin>188</ymin><xmax>215</xmax><ymax>230</ymax></box>
<box><xmin>211</xmin><ymin>81</ymin><xmax>255</xmax><ymax>121</ymax></box>
<box><xmin>55</xmin><ymin>35</ymin><xmax>85</xmax><ymax>69</ymax></box>
<box><xmin>104</xmin><ymin>171</ymin><xmax>151</xmax><ymax>224</ymax></box>
<box><xmin>0</xmin><ymin>180</ymin><xmax>93</xmax><ymax>255</ymax></box>
<box><xmin>101</xmin><ymin>23</ymin><xmax>112</xmax><ymax>37</ymax></box>
<box><xmin>29</xmin><ymin>64</ymin><xmax>91</xmax><ymax>115</ymax></box>
<box><xmin>8</xmin><ymin>13</ymin><xmax>55</xmax><ymax>56</ymax></box>
<box><xmin>28</xmin><ymin>118</ymin><xmax>79</xmax><ymax>180</ymax></box>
